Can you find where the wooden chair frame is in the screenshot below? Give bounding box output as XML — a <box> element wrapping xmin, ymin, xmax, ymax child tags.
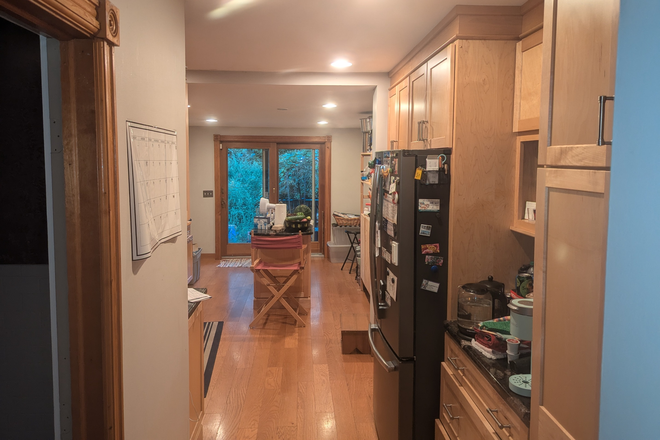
<box><xmin>249</xmin><ymin>234</ymin><xmax>308</xmax><ymax>328</ymax></box>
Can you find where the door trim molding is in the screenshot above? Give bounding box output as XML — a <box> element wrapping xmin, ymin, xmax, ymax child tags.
<box><xmin>4</xmin><ymin>2</ymin><xmax>125</xmax><ymax>439</ymax></box>
<box><xmin>213</xmin><ymin>135</ymin><xmax>332</xmax><ymax>259</ymax></box>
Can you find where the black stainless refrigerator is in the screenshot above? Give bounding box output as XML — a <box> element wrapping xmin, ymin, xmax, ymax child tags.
<box><xmin>368</xmin><ymin>149</ymin><xmax>451</xmax><ymax>440</ymax></box>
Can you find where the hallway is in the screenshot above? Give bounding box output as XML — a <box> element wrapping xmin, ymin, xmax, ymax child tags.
<box><xmin>197</xmin><ymin>256</ymin><xmax>378</xmax><ymax>440</ymax></box>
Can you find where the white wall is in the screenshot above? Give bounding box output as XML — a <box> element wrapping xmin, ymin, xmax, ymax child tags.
<box><xmin>189</xmin><ymin>125</ymin><xmax>363</xmax><ymax>253</ymax></box>
<box><xmin>113</xmin><ymin>1</ymin><xmax>189</xmax><ymax>439</ymax></box>
<box><xmin>599</xmin><ymin>1</ymin><xmax>660</xmax><ymax>438</ymax></box>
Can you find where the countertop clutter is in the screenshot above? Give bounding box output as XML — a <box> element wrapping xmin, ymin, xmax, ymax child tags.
<box><xmin>444</xmin><ymin>320</ymin><xmax>531</xmax><ymax>425</ymax></box>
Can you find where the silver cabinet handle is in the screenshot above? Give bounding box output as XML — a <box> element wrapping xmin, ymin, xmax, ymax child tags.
<box><xmin>597</xmin><ymin>95</ymin><xmax>615</xmax><ymax>146</ymax></box>
<box><xmin>447</xmin><ymin>357</ymin><xmax>465</xmax><ymax>371</ymax></box>
<box><xmin>390</xmin><ymin>140</ymin><xmax>398</xmax><ymax>150</ymax></box>
<box><xmin>487</xmin><ymin>408</ymin><xmax>511</xmax><ymax>430</ymax></box>
<box><xmin>443</xmin><ymin>403</ymin><xmax>460</xmax><ymax>420</ymax></box>
<box><xmin>417</xmin><ymin>120</ymin><xmax>428</xmax><ymax>142</ymax></box>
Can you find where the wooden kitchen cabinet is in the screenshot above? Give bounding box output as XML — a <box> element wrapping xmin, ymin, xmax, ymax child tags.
<box><xmin>531</xmin><ymin>168</ymin><xmax>610</xmax><ymax>440</ymax></box>
<box><xmin>427</xmin><ymin>44</ymin><xmax>454</xmax><ymax>149</ymax></box>
<box><xmin>440</xmin><ymin>363</ymin><xmax>499</xmax><ymax>440</ymax></box>
<box><xmin>511</xmin><ymin>134</ymin><xmax>539</xmax><ymax>237</ymax></box>
<box><xmin>513</xmin><ymin>30</ymin><xmax>542</xmax><ymax>132</ymax></box>
<box><xmin>388</xmin><ymin>79</ymin><xmax>410</xmax><ymax>150</ymax></box>
<box><xmin>404</xmin><ymin>44</ymin><xmax>455</xmax><ymax>150</ymax></box>
<box><xmin>444</xmin><ymin>335</ymin><xmax>529</xmax><ymax>440</ymax></box>
<box><xmin>188</xmin><ymin>302</ymin><xmax>204</xmax><ymax>440</ymax></box>
<box><xmin>538</xmin><ymin>0</ymin><xmax>619</xmax><ymax>167</ymax></box>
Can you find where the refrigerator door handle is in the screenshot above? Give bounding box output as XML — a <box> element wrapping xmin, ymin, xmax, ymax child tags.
<box><xmin>369</xmin><ymin>325</ymin><xmax>399</xmax><ymax>373</ymax></box>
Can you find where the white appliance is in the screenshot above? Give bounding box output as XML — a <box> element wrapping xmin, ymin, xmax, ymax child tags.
<box><xmin>508</xmin><ymin>298</ymin><xmax>533</xmax><ymax>397</ymax></box>
<box><xmin>259</xmin><ymin>198</ymin><xmax>286</xmax><ymax>230</ymax></box>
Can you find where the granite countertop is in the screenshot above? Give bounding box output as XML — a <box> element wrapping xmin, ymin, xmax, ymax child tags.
<box><xmin>444</xmin><ymin>320</ymin><xmax>531</xmax><ymax>426</ymax></box>
<box><xmin>252</xmin><ymin>228</ymin><xmax>313</xmax><ymax>236</ymax></box>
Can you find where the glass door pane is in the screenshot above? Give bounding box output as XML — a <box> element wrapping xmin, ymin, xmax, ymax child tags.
<box><xmin>278</xmin><ymin>148</ymin><xmax>319</xmax><ymax>242</ymax></box>
<box><xmin>227</xmin><ymin>148</ymin><xmax>268</xmax><ymax>244</ymax></box>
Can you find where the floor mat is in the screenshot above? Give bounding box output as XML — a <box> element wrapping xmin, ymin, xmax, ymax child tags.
<box><xmin>203</xmin><ymin>321</ymin><xmax>224</xmax><ymax>397</ymax></box>
<box><xmin>216</xmin><ymin>258</ymin><xmax>251</xmax><ymax>268</ymax></box>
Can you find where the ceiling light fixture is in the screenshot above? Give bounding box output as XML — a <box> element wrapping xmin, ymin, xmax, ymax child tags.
<box><xmin>187</xmin><ymin>105</ymin><xmax>191</xmax><ymax>108</ymax></box>
<box><xmin>322</xmin><ymin>103</ymin><xmax>337</xmax><ymax>108</ymax></box>
<box><xmin>318</xmin><ymin>121</ymin><xmax>328</xmax><ymax>125</ymax></box>
<box><xmin>331</xmin><ymin>59</ymin><xmax>352</xmax><ymax>68</ymax></box>
<box><xmin>206</xmin><ymin>118</ymin><xmax>218</xmax><ymax>123</ymax></box>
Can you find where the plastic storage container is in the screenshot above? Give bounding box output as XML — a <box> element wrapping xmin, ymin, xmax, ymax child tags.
<box><xmin>327</xmin><ymin>241</ymin><xmax>350</xmax><ymax>263</ymax></box>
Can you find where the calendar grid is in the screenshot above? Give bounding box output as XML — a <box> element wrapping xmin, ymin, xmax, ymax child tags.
<box><xmin>127</xmin><ymin>122</ymin><xmax>182</xmax><ymax>260</ymax></box>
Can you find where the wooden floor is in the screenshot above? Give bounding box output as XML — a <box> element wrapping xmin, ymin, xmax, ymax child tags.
<box><xmin>196</xmin><ymin>255</ymin><xmax>378</xmax><ymax>440</ymax></box>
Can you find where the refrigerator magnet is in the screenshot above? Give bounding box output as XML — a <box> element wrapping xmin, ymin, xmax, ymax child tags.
<box><xmin>421</xmin><ymin>243</ymin><xmax>440</xmax><ymax>254</ymax></box>
<box><xmin>414</xmin><ymin>167</ymin><xmax>423</xmax><ymax>180</ymax></box>
<box><xmin>419</xmin><ymin>224</ymin><xmax>432</xmax><ymax>236</ymax></box>
<box><xmin>386</xmin><ymin>221</ymin><xmax>394</xmax><ymax>237</ymax></box>
<box><xmin>382</xmin><ymin>249</ymin><xmax>392</xmax><ymax>264</ymax></box>
<box><xmin>426</xmin><ymin>156</ymin><xmax>440</xmax><ymax>171</ymax></box>
<box><xmin>387</xmin><ymin>268</ymin><xmax>398</xmax><ymax>301</ymax></box>
<box><xmin>425</xmin><ymin>256</ymin><xmax>444</xmax><ymax>266</ymax></box>
<box><xmin>421</xmin><ymin>279</ymin><xmax>440</xmax><ymax>293</ymax></box>
<box><xmin>419</xmin><ymin>198</ymin><xmax>440</xmax><ymax>212</ymax></box>
<box><xmin>426</xmin><ymin>171</ymin><xmax>439</xmax><ymax>185</ymax></box>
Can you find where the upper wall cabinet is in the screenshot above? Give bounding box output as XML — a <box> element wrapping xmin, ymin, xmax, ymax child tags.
<box><xmin>389</xmin><ymin>79</ymin><xmax>410</xmax><ymax>150</ymax></box>
<box><xmin>539</xmin><ymin>0</ymin><xmax>619</xmax><ymax>167</ymax></box>
<box><xmin>513</xmin><ymin>30</ymin><xmax>543</xmax><ymax>132</ymax></box>
<box><xmin>406</xmin><ymin>44</ymin><xmax>456</xmax><ymax>150</ymax></box>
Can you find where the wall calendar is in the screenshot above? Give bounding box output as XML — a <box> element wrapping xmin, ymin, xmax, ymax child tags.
<box><xmin>127</xmin><ymin>121</ymin><xmax>182</xmax><ymax>260</ymax></box>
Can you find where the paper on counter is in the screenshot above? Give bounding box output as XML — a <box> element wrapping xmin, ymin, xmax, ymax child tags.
<box><xmin>188</xmin><ymin>288</ymin><xmax>211</xmax><ymax>303</ymax></box>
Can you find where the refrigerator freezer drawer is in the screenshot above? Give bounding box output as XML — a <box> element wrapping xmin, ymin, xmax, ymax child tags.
<box><xmin>370</xmin><ymin>325</ymin><xmax>414</xmax><ymax>440</ymax></box>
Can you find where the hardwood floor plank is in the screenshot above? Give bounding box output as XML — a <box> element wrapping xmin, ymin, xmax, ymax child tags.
<box><xmin>199</xmin><ymin>258</ymin><xmax>376</xmax><ymax>440</ymax></box>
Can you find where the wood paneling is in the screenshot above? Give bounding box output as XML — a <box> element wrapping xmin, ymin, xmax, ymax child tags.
<box><xmin>447</xmin><ymin>39</ymin><xmax>533</xmax><ymax>319</ymax></box>
<box><xmin>539</xmin><ymin>0</ymin><xmax>618</xmax><ymax>167</ymax></box>
<box><xmin>532</xmin><ymin>168</ymin><xmax>610</xmax><ymax>440</ymax></box>
<box><xmin>520</xmin><ymin>0</ymin><xmax>544</xmax><ymax>37</ymax></box>
<box><xmin>513</xmin><ymin>31</ymin><xmax>543</xmax><ymax>132</ymax></box>
<box><xmin>0</xmin><ymin>0</ymin><xmax>99</xmax><ymax>39</ymax></box>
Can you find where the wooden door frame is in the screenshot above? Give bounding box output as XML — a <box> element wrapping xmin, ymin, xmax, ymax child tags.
<box><xmin>214</xmin><ymin>135</ymin><xmax>332</xmax><ymax>259</ymax></box>
<box><xmin>0</xmin><ymin>1</ymin><xmax>124</xmax><ymax>439</ymax></box>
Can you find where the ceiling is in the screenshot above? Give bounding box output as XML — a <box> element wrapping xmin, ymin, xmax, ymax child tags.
<box><xmin>185</xmin><ymin>0</ymin><xmax>527</xmax><ymax>128</ymax></box>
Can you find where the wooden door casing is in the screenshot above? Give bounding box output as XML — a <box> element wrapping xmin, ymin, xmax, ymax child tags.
<box><xmin>532</xmin><ymin>168</ymin><xmax>610</xmax><ymax>440</ymax></box>
<box><xmin>539</xmin><ymin>0</ymin><xmax>619</xmax><ymax>167</ymax></box>
<box><xmin>214</xmin><ymin>135</ymin><xmax>331</xmax><ymax>258</ymax></box>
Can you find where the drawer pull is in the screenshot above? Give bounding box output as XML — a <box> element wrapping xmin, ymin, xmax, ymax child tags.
<box><xmin>447</xmin><ymin>357</ymin><xmax>465</xmax><ymax>371</ymax></box>
<box><xmin>487</xmin><ymin>408</ymin><xmax>511</xmax><ymax>430</ymax></box>
<box><xmin>443</xmin><ymin>403</ymin><xmax>460</xmax><ymax>420</ymax></box>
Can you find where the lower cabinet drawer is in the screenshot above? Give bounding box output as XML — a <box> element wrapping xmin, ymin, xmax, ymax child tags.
<box><xmin>444</xmin><ymin>335</ymin><xmax>529</xmax><ymax>440</ymax></box>
<box><xmin>440</xmin><ymin>363</ymin><xmax>499</xmax><ymax>440</ymax></box>
<box><xmin>436</xmin><ymin>418</ymin><xmax>451</xmax><ymax>440</ymax></box>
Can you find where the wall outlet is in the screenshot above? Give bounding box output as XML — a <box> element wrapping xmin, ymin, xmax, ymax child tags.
<box><xmin>203</xmin><ymin>190</ymin><xmax>213</xmax><ymax>198</ymax></box>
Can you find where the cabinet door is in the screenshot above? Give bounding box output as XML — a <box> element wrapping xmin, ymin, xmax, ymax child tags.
<box><xmin>427</xmin><ymin>44</ymin><xmax>454</xmax><ymax>149</ymax></box>
<box><xmin>531</xmin><ymin>168</ymin><xmax>610</xmax><ymax>440</ymax></box>
<box><xmin>539</xmin><ymin>0</ymin><xmax>619</xmax><ymax>166</ymax></box>
<box><xmin>513</xmin><ymin>30</ymin><xmax>543</xmax><ymax>132</ymax></box>
<box><xmin>397</xmin><ymin>79</ymin><xmax>410</xmax><ymax>150</ymax></box>
<box><xmin>388</xmin><ymin>85</ymin><xmax>398</xmax><ymax>149</ymax></box>
<box><xmin>409</xmin><ymin>63</ymin><xmax>427</xmax><ymax>149</ymax></box>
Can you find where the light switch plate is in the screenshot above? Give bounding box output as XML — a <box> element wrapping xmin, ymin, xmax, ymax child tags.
<box><xmin>203</xmin><ymin>190</ymin><xmax>213</xmax><ymax>198</ymax></box>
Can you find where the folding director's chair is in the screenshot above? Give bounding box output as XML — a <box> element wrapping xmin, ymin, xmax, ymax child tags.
<box><xmin>249</xmin><ymin>233</ymin><xmax>308</xmax><ymax>328</ymax></box>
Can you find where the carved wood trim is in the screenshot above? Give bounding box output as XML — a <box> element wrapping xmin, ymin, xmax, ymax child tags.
<box><xmin>97</xmin><ymin>0</ymin><xmax>119</xmax><ymax>46</ymax></box>
<box><xmin>0</xmin><ymin>0</ymin><xmax>100</xmax><ymax>39</ymax></box>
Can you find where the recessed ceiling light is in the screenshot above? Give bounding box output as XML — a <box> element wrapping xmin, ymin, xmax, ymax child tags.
<box><xmin>188</xmin><ymin>104</ymin><xmax>191</xmax><ymax>108</ymax></box>
<box><xmin>331</xmin><ymin>59</ymin><xmax>352</xmax><ymax>68</ymax></box>
<box><xmin>206</xmin><ymin>118</ymin><xmax>218</xmax><ymax>122</ymax></box>
<box><xmin>318</xmin><ymin>121</ymin><xmax>328</xmax><ymax>125</ymax></box>
<box><xmin>322</xmin><ymin>103</ymin><xmax>337</xmax><ymax>108</ymax></box>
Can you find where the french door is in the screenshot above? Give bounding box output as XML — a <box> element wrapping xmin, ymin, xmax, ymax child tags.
<box><xmin>214</xmin><ymin>136</ymin><xmax>330</xmax><ymax>257</ymax></box>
